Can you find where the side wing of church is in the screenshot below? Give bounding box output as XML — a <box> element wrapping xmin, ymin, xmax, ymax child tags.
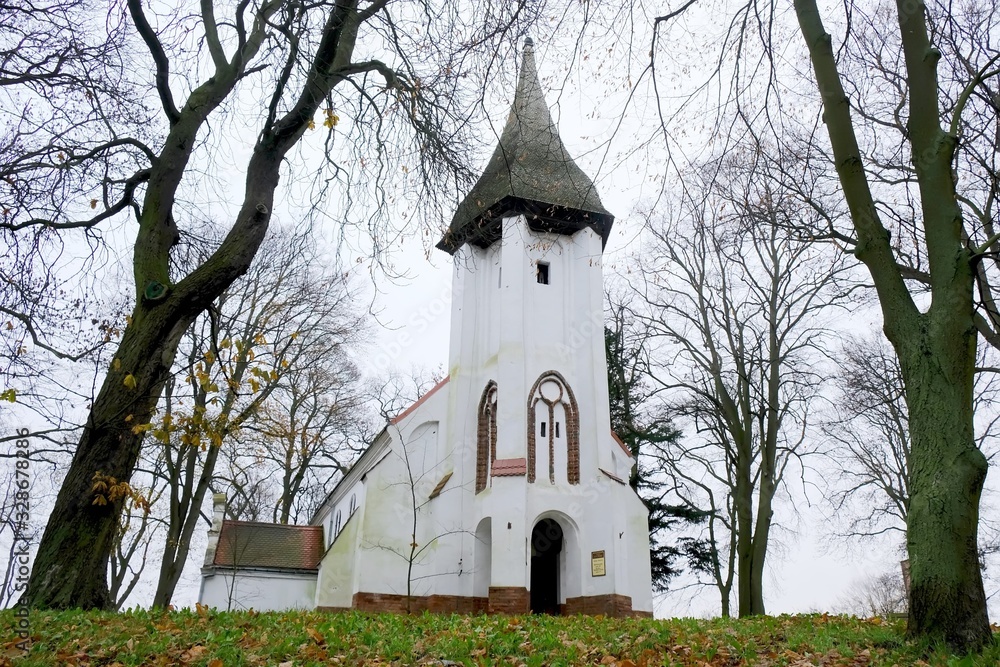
<box><xmin>200</xmin><ymin>38</ymin><xmax>653</xmax><ymax>617</ymax></box>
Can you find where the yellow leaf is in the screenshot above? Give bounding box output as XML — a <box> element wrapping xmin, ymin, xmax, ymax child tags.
<box><xmin>204</xmin><ymin>349</ymin><xmax>216</xmax><ymax>365</ymax></box>
<box><xmin>123</xmin><ymin>374</ymin><xmax>136</xmax><ymax>389</ymax></box>
<box><xmin>220</xmin><ymin>338</ymin><xmax>231</xmax><ymax>349</ymax></box>
<box><xmin>112</xmin><ymin>358</ymin><xmax>122</xmax><ymax>371</ymax></box>
<box><xmin>125</xmin><ymin>414</ymin><xmax>133</xmax><ymax>422</ymax></box>
<box><xmin>90</xmin><ymin>198</ymin><xmax>97</xmax><ymax>209</ymax></box>
<box><xmin>307</xmin><ymin>118</ymin><xmax>316</xmax><ymax>130</ymax></box>
<box><xmin>0</xmin><ymin>388</ymin><xmax>15</xmax><ymax>403</ymax></box>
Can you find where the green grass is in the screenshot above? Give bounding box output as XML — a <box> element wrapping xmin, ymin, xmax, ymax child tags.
<box><xmin>1</xmin><ymin>609</ymin><xmax>998</xmax><ymax>666</ymax></box>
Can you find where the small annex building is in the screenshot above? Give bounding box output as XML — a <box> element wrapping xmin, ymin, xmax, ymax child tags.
<box><xmin>200</xmin><ymin>38</ymin><xmax>654</xmax><ymax>617</ymax></box>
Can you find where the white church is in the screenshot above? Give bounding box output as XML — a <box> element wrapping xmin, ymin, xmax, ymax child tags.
<box><xmin>199</xmin><ymin>38</ymin><xmax>654</xmax><ymax>617</ymax></box>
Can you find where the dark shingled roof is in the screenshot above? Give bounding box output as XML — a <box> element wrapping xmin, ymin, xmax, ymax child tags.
<box><xmin>437</xmin><ymin>38</ymin><xmax>613</xmax><ymax>254</ymax></box>
<box><xmin>213</xmin><ymin>521</ymin><xmax>323</xmax><ymax>572</ymax></box>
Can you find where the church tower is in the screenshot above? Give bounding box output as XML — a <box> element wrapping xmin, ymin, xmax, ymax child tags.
<box><xmin>199</xmin><ymin>38</ymin><xmax>653</xmax><ymax>617</ymax></box>
<box><xmin>440</xmin><ymin>38</ymin><xmax>653</xmax><ymax>616</ymax></box>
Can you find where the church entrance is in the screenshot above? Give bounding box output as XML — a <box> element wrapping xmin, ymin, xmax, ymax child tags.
<box><xmin>530</xmin><ymin>518</ymin><xmax>563</xmax><ymax>614</ymax></box>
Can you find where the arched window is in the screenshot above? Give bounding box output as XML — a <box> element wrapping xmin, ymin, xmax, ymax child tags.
<box><xmin>527</xmin><ymin>371</ymin><xmax>580</xmax><ymax>484</ymax></box>
<box><xmin>334</xmin><ymin>509</ymin><xmax>342</xmax><ymax>538</ymax></box>
<box><xmin>349</xmin><ymin>493</ymin><xmax>357</xmax><ymax>515</ymax></box>
<box><xmin>476</xmin><ymin>380</ymin><xmax>498</xmax><ymax>493</ymax></box>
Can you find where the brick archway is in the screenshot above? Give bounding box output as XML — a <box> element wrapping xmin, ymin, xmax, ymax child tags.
<box><xmin>526</xmin><ymin>371</ymin><xmax>579</xmax><ymax>484</ymax></box>
<box><xmin>476</xmin><ymin>380</ymin><xmax>498</xmax><ymax>493</ymax></box>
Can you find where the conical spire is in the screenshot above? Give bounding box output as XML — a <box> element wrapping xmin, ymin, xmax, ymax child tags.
<box><xmin>437</xmin><ymin>38</ymin><xmax>613</xmax><ymax>254</ymax></box>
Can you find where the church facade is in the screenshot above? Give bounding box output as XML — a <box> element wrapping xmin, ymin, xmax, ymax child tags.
<box><xmin>199</xmin><ymin>39</ymin><xmax>653</xmax><ymax>617</ymax></box>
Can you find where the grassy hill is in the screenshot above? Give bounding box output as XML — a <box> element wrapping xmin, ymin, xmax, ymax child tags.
<box><xmin>1</xmin><ymin>608</ymin><xmax>998</xmax><ymax>666</ymax></box>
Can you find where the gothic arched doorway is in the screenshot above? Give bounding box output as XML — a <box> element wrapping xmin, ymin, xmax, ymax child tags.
<box><xmin>530</xmin><ymin>518</ymin><xmax>563</xmax><ymax>614</ymax></box>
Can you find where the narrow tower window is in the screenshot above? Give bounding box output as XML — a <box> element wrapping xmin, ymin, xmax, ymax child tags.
<box><xmin>540</xmin><ymin>422</ymin><xmax>547</xmax><ymax>437</ymax></box>
<box><xmin>555</xmin><ymin>422</ymin><xmax>560</xmax><ymax>438</ymax></box>
<box><xmin>536</xmin><ymin>262</ymin><xmax>550</xmax><ymax>285</ymax></box>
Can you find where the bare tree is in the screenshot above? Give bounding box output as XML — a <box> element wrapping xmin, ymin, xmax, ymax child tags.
<box><xmin>146</xmin><ymin>225</ymin><xmax>362</xmax><ymax>608</ymax></box>
<box><xmin>639</xmin><ymin>0</ymin><xmax>999</xmax><ymax>647</ymax></box>
<box><xmin>791</xmin><ymin>0</ymin><xmax>998</xmax><ymax>645</ymax></box>
<box><xmin>605</xmin><ymin>292</ymin><xmax>711</xmax><ymax>592</ymax></box>
<box><xmin>838</xmin><ymin>570</ymin><xmax>909</xmax><ymax>619</ymax></box>
<box><xmin>823</xmin><ymin>337</ymin><xmax>913</xmax><ymax>542</ymax></box>
<box><xmin>633</xmin><ymin>152</ymin><xmax>853</xmax><ymax>617</ymax></box>
<box><xmin>108</xmin><ymin>464</ymin><xmax>165</xmax><ymax>611</ymax></box>
<box><xmin>12</xmin><ymin>0</ymin><xmax>548</xmax><ymax>609</ymax></box>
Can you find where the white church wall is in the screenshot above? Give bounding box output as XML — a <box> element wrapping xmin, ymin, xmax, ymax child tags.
<box><xmin>201</xmin><ymin>569</ymin><xmax>316</xmax><ymax>612</ymax></box>
<box><xmin>480</xmin><ymin>477</ymin><xmax>529</xmax><ymax>589</ymax></box>
<box><xmin>356</xmin><ymin>450</ymin><xmax>416</xmax><ymax>596</ymax></box>
<box><xmin>626</xmin><ymin>493</ymin><xmax>655</xmax><ymax>613</ymax></box>
<box><xmin>315</xmin><ymin>511</ymin><xmax>362</xmax><ymax>608</ymax></box>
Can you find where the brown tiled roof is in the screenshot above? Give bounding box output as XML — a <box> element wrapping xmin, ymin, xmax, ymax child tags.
<box><xmin>213</xmin><ymin>521</ymin><xmax>323</xmax><ymax>571</ymax></box>
<box><xmin>492</xmin><ymin>457</ymin><xmax>527</xmax><ymax>477</ymax></box>
<box><xmin>428</xmin><ymin>471</ymin><xmax>454</xmax><ymax>500</ymax></box>
<box><xmin>390</xmin><ymin>376</ymin><xmax>450</xmax><ymax>425</ymax></box>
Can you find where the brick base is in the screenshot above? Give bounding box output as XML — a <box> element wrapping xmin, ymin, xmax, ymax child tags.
<box><xmin>488</xmin><ymin>586</ymin><xmax>529</xmax><ymax>614</ymax></box>
<box><xmin>318</xmin><ymin>589</ymin><xmax>647</xmax><ymax>618</ymax></box>
<box><xmin>563</xmin><ymin>594</ymin><xmax>635</xmax><ymax>617</ymax></box>
<box><xmin>348</xmin><ymin>592</ymin><xmax>489</xmax><ymax>614</ymax></box>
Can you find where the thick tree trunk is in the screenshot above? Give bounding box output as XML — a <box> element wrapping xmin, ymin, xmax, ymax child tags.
<box><xmin>899</xmin><ymin>331</ymin><xmax>991</xmax><ymax>648</ymax></box>
<box><xmin>24</xmin><ymin>309</ymin><xmax>192</xmax><ymax>609</ymax></box>
<box><xmin>22</xmin><ymin>0</ymin><xmax>363</xmax><ymax>610</ymax></box>
<box><xmin>735</xmin><ymin>450</ymin><xmax>755</xmax><ymax>617</ymax></box>
<box><xmin>748</xmin><ymin>481</ymin><xmax>774</xmax><ymax>616</ymax></box>
<box><xmin>794</xmin><ymin>0</ymin><xmax>993</xmax><ymax>650</ymax></box>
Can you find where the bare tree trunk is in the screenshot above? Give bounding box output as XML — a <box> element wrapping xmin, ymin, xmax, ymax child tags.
<box><xmin>900</xmin><ymin>337</ymin><xmax>989</xmax><ymax>647</ymax></box>
<box><xmin>794</xmin><ymin>0</ymin><xmax>993</xmax><ymax>649</ymax></box>
<box><xmin>26</xmin><ymin>313</ymin><xmax>196</xmax><ymax>608</ymax></box>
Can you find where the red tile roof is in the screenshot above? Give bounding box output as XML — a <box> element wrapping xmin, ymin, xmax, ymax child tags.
<box><xmin>213</xmin><ymin>521</ymin><xmax>323</xmax><ymax>571</ymax></box>
<box><xmin>599</xmin><ymin>468</ymin><xmax>627</xmax><ymax>485</ymax></box>
<box><xmin>611</xmin><ymin>431</ymin><xmax>632</xmax><ymax>457</ymax></box>
<box><xmin>492</xmin><ymin>457</ymin><xmax>527</xmax><ymax>476</ymax></box>
<box><xmin>390</xmin><ymin>376</ymin><xmax>450</xmax><ymax>424</ymax></box>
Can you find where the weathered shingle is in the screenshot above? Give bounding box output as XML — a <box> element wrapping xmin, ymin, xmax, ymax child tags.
<box><xmin>213</xmin><ymin>521</ymin><xmax>323</xmax><ymax>571</ymax></box>
<box><xmin>492</xmin><ymin>457</ymin><xmax>527</xmax><ymax>477</ymax></box>
<box><xmin>438</xmin><ymin>38</ymin><xmax>613</xmax><ymax>254</ymax></box>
